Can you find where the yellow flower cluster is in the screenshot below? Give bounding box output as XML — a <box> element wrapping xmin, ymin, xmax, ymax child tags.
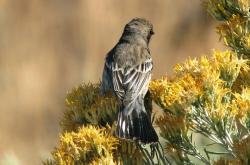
<box><xmin>216</xmin><ymin>14</ymin><xmax>249</xmax><ymax>52</ymax></box>
<box><xmin>149</xmin><ymin>76</ymin><xmax>193</xmax><ymax>112</ymax></box>
<box><xmin>213</xmin><ymin>50</ymin><xmax>249</xmax><ymax>83</ymax></box>
<box><xmin>61</xmin><ymin>83</ymin><xmax>118</xmax><ymax>131</ymax></box>
<box><xmin>232</xmin><ymin>87</ymin><xmax>250</xmax><ymax>120</ymax></box>
<box><xmin>52</xmin><ymin>125</ymin><xmax>118</xmax><ymax>165</ymax></box>
<box><xmin>150</xmin><ymin>50</ymin><xmax>249</xmax><ymax>120</ymax></box>
<box><xmin>204</xmin><ymin>0</ymin><xmax>250</xmax><ymax>20</ymax></box>
<box><xmin>238</xmin><ymin>0</ymin><xmax>249</xmax><ymax>12</ymax></box>
<box><xmin>217</xmin><ymin>14</ymin><xmax>245</xmax><ymax>36</ymax></box>
<box><xmin>204</xmin><ymin>0</ymin><xmax>250</xmax><ymax>58</ymax></box>
<box><xmin>233</xmin><ymin>68</ymin><xmax>250</xmax><ymax>92</ymax></box>
<box><xmin>90</xmin><ymin>156</ymin><xmax>116</xmax><ymax>165</ymax></box>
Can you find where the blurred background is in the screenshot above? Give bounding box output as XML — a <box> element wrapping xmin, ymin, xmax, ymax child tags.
<box><xmin>0</xmin><ymin>0</ymin><xmax>225</xmax><ymax>164</ymax></box>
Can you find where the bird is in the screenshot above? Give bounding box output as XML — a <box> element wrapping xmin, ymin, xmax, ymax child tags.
<box><xmin>100</xmin><ymin>18</ymin><xmax>158</xmax><ymax>143</ymax></box>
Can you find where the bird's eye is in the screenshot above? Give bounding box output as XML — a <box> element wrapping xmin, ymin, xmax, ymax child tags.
<box><xmin>150</xmin><ymin>30</ymin><xmax>155</xmax><ymax>35</ymax></box>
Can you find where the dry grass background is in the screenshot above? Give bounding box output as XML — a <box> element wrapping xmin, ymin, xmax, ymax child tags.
<box><xmin>0</xmin><ymin>0</ymin><xmax>225</xmax><ymax>164</ymax></box>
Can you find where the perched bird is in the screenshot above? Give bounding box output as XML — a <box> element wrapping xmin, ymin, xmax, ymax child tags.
<box><xmin>100</xmin><ymin>18</ymin><xmax>158</xmax><ymax>143</ymax></box>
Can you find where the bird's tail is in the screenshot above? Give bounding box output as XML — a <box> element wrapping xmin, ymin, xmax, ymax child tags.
<box><xmin>116</xmin><ymin>97</ymin><xmax>158</xmax><ymax>143</ymax></box>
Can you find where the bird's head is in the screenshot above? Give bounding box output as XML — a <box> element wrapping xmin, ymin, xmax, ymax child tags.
<box><xmin>123</xmin><ymin>18</ymin><xmax>154</xmax><ymax>44</ymax></box>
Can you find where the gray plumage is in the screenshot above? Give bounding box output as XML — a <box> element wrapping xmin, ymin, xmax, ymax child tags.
<box><xmin>100</xmin><ymin>18</ymin><xmax>158</xmax><ymax>143</ymax></box>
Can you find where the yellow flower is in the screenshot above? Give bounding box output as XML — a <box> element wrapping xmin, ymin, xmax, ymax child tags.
<box><xmin>150</xmin><ymin>50</ymin><xmax>248</xmax><ymax>121</ymax></box>
<box><xmin>174</xmin><ymin>57</ymin><xmax>199</xmax><ymax>75</ymax></box>
<box><xmin>61</xmin><ymin>83</ymin><xmax>118</xmax><ymax>131</ymax></box>
<box><xmin>199</xmin><ymin>56</ymin><xmax>210</xmax><ymax>69</ymax></box>
<box><xmin>238</xmin><ymin>0</ymin><xmax>249</xmax><ymax>12</ymax></box>
<box><xmin>212</xmin><ymin>50</ymin><xmax>249</xmax><ymax>84</ymax></box>
<box><xmin>215</xmin><ymin>14</ymin><xmax>250</xmax><ymax>58</ymax></box>
<box><xmin>232</xmin><ymin>67</ymin><xmax>250</xmax><ymax>91</ymax></box>
<box><xmin>232</xmin><ymin>87</ymin><xmax>250</xmax><ymax>119</ymax></box>
<box><xmin>51</xmin><ymin>125</ymin><xmax>118</xmax><ymax>165</ymax></box>
<box><xmin>90</xmin><ymin>155</ymin><xmax>116</xmax><ymax>165</ymax></box>
<box><xmin>150</xmin><ymin>77</ymin><xmax>195</xmax><ymax>113</ymax></box>
<box><xmin>149</xmin><ymin>77</ymin><xmax>183</xmax><ymax>110</ymax></box>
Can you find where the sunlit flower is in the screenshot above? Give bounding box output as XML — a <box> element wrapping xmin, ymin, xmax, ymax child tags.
<box><xmin>174</xmin><ymin>57</ymin><xmax>199</xmax><ymax>75</ymax></box>
<box><xmin>238</xmin><ymin>0</ymin><xmax>249</xmax><ymax>12</ymax></box>
<box><xmin>149</xmin><ymin>77</ymin><xmax>184</xmax><ymax>111</ymax></box>
<box><xmin>232</xmin><ymin>68</ymin><xmax>250</xmax><ymax>91</ymax></box>
<box><xmin>204</xmin><ymin>0</ymin><xmax>250</xmax><ymax>20</ymax></box>
<box><xmin>90</xmin><ymin>155</ymin><xmax>116</xmax><ymax>165</ymax></box>
<box><xmin>232</xmin><ymin>87</ymin><xmax>250</xmax><ymax>119</ymax></box>
<box><xmin>216</xmin><ymin>14</ymin><xmax>250</xmax><ymax>58</ymax></box>
<box><xmin>151</xmin><ymin>50</ymin><xmax>248</xmax><ymax>121</ymax></box>
<box><xmin>61</xmin><ymin>83</ymin><xmax>118</xmax><ymax>131</ymax></box>
<box><xmin>51</xmin><ymin>125</ymin><xmax>118</xmax><ymax>165</ymax></box>
<box><xmin>212</xmin><ymin>50</ymin><xmax>249</xmax><ymax>85</ymax></box>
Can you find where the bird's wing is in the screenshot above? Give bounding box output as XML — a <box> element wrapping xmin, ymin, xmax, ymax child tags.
<box><xmin>123</xmin><ymin>58</ymin><xmax>152</xmax><ymax>103</ymax></box>
<box><xmin>100</xmin><ymin>58</ymin><xmax>127</xmax><ymax>98</ymax></box>
<box><xmin>111</xmin><ymin>57</ymin><xmax>152</xmax><ymax>103</ymax></box>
